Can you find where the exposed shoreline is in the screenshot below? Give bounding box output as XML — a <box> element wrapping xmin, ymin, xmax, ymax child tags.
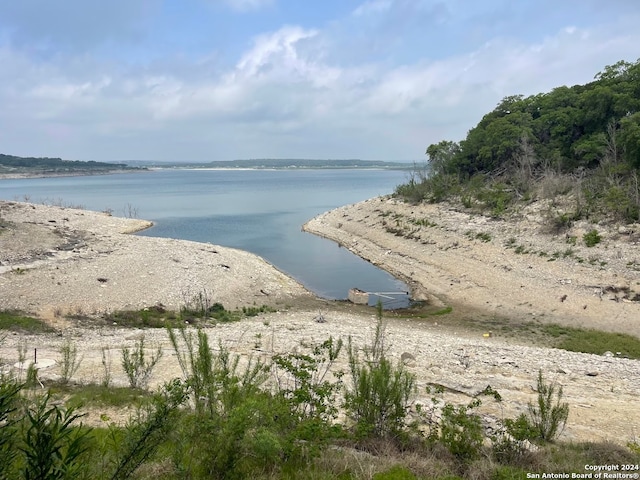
<box><xmin>1</xmin><ymin>199</ymin><xmax>639</xmax><ymax>443</ymax></box>
<box><xmin>0</xmin><ymin>201</ymin><xmax>314</xmax><ymax>318</ymax></box>
<box><xmin>304</xmin><ymin>196</ymin><xmax>640</xmax><ymax>336</ymax></box>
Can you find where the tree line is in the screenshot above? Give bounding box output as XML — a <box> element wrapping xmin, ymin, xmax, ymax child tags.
<box><xmin>397</xmin><ymin>59</ymin><xmax>640</xmax><ymax>222</ymax></box>
<box><xmin>0</xmin><ymin>153</ymin><xmax>132</xmax><ymax>172</ymax></box>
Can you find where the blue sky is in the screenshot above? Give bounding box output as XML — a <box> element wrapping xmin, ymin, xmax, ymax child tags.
<box><xmin>0</xmin><ymin>0</ymin><xmax>638</xmax><ymax>162</ymax></box>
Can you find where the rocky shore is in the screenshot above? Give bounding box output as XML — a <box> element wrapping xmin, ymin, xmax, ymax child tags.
<box><xmin>1</xmin><ymin>199</ymin><xmax>639</xmax><ymax>444</ymax></box>
<box><xmin>0</xmin><ymin>201</ymin><xmax>313</xmax><ymax>319</ymax></box>
<box><xmin>304</xmin><ymin>196</ymin><xmax>640</xmax><ymax>336</ymax></box>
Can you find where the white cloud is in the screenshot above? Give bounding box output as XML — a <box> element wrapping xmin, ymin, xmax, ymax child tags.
<box><xmin>235</xmin><ymin>26</ymin><xmax>320</xmax><ymax>79</ymax></box>
<box><xmin>352</xmin><ymin>0</ymin><xmax>393</xmax><ymax>17</ymax></box>
<box><xmin>1</xmin><ymin>7</ymin><xmax>640</xmax><ymax>161</ymax></box>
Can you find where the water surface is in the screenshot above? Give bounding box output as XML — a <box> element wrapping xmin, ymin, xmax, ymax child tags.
<box><xmin>0</xmin><ymin>168</ymin><xmax>411</xmax><ymax>306</ymax></box>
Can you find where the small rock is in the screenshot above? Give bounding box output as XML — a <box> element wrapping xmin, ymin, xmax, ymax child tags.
<box><xmin>585</xmin><ymin>371</ymin><xmax>599</xmax><ymax>377</ymax></box>
<box><xmin>602</xmin><ymin>351</ymin><xmax>614</xmax><ymax>357</ymax></box>
<box><xmin>125</xmin><ymin>333</ymin><xmax>145</xmax><ymax>341</ymax></box>
<box><xmin>401</xmin><ymin>352</ymin><xmax>417</xmax><ymax>367</ymax></box>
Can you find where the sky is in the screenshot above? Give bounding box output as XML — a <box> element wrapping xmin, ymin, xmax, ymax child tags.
<box><xmin>0</xmin><ymin>1</ymin><xmax>638</xmax><ymax>163</ymax></box>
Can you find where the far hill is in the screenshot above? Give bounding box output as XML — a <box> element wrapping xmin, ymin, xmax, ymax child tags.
<box><xmin>0</xmin><ymin>153</ymin><xmax>139</xmax><ymax>177</ymax></box>
<box><xmin>201</xmin><ymin>159</ymin><xmax>415</xmax><ymax>169</ymax></box>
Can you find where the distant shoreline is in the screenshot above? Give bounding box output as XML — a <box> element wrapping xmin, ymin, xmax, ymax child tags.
<box><xmin>0</xmin><ymin>168</ymin><xmax>147</xmax><ymax>180</ymax></box>
<box><xmin>0</xmin><ymin>164</ymin><xmax>415</xmax><ymax>179</ymax></box>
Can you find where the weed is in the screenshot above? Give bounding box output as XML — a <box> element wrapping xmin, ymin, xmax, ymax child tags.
<box><xmin>106</xmin><ymin>305</ymin><xmax>182</xmax><ymax>328</ymax></box>
<box><xmin>58</xmin><ymin>338</ymin><xmax>83</xmax><ymax>385</ymax></box>
<box><xmin>475</xmin><ymin>232</ymin><xmax>492</xmax><ymax>242</ymax></box>
<box><xmin>242</xmin><ymin>305</ymin><xmax>276</xmax><ymax>317</ymax></box>
<box><xmin>101</xmin><ymin>347</ymin><xmax>113</xmax><ymax>388</ymax></box>
<box><xmin>410</xmin><ymin>218</ymin><xmax>437</xmax><ymax>228</ymax></box>
<box><xmin>122</xmin><ymin>203</ymin><xmax>139</xmax><ymax>219</ymax></box>
<box><xmin>168</xmin><ymin>327</ymin><xmax>270</xmax><ymax>416</ymax></box>
<box><xmin>583</xmin><ymin>229</ymin><xmax>602</xmax><ymax>247</ymax></box>
<box><xmin>121</xmin><ymin>337</ymin><xmax>163</xmax><ymax>390</ymax></box>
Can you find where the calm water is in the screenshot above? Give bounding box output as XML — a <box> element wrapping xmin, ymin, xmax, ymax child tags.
<box><xmin>0</xmin><ymin>168</ymin><xmax>411</xmax><ymax>306</ymax></box>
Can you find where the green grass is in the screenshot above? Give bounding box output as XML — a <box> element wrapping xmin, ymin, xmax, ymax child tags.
<box><xmin>428</xmin><ymin>311</ymin><xmax>640</xmax><ymax>359</ymax></box>
<box><xmin>105</xmin><ymin>306</ymin><xmax>184</xmax><ymax>328</ymax></box>
<box><xmin>50</xmin><ymin>383</ymin><xmax>152</xmax><ymax>408</ymax></box>
<box><xmin>431</xmin><ymin>306</ymin><xmax>453</xmax><ymax>316</ymax></box>
<box><xmin>105</xmin><ymin>303</ymin><xmax>277</xmax><ymax>328</ymax></box>
<box><xmin>0</xmin><ymin>310</ymin><xmax>55</xmax><ymax>333</ymax></box>
<box><xmin>542</xmin><ymin>325</ymin><xmax>640</xmax><ymax>358</ymax></box>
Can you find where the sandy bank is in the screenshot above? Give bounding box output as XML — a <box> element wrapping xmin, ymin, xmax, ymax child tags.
<box><xmin>304</xmin><ymin>196</ymin><xmax>640</xmax><ymax>336</ymax></box>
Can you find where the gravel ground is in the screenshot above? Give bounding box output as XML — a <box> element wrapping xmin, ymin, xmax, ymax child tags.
<box><xmin>304</xmin><ymin>196</ymin><xmax>640</xmax><ymax>336</ymax></box>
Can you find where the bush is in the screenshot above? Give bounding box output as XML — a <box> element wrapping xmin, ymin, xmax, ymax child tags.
<box><xmin>0</xmin><ymin>377</ymin><xmax>22</xmax><ymax>479</ymax></box>
<box><xmin>583</xmin><ymin>229</ymin><xmax>602</xmax><ymax>247</ymax></box>
<box><xmin>439</xmin><ymin>400</ymin><xmax>484</xmax><ymax>462</ymax></box>
<box><xmin>273</xmin><ymin>336</ymin><xmax>344</xmax><ymax>424</ymax></box>
<box><xmin>109</xmin><ymin>379</ymin><xmax>188</xmax><ymax>480</ymax></box>
<box><xmin>493</xmin><ymin>413</ymin><xmax>538</xmax><ymax>463</ymax></box>
<box><xmin>527</xmin><ymin>371</ymin><xmax>569</xmax><ymax>442</ymax></box>
<box><xmin>21</xmin><ymin>392</ymin><xmax>92</xmax><ymax>480</ymax></box>
<box><xmin>344</xmin><ymin>304</ymin><xmax>416</xmax><ymax>440</ymax></box>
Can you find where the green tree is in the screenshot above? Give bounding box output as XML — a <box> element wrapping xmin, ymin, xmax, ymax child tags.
<box><xmin>620</xmin><ymin>112</ymin><xmax>640</xmax><ymax>168</ymax></box>
<box><xmin>425</xmin><ymin>140</ymin><xmax>461</xmax><ymax>176</ymax></box>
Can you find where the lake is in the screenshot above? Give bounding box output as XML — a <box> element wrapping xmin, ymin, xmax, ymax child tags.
<box><xmin>0</xmin><ymin>168</ymin><xmax>411</xmax><ymax>307</ymax></box>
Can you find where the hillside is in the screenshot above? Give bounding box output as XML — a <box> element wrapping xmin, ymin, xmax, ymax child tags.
<box><xmin>397</xmin><ymin>59</ymin><xmax>640</xmax><ymax>224</ymax></box>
